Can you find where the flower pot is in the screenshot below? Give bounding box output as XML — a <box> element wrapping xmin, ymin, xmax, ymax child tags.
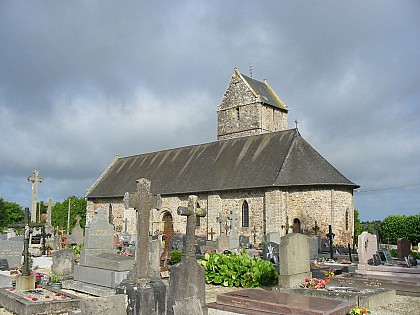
<box><xmin>50</xmin><ymin>282</ymin><xmax>62</xmax><ymax>290</ymax></box>
<box><xmin>325</xmin><ymin>277</ymin><xmax>330</xmax><ymax>284</ymax></box>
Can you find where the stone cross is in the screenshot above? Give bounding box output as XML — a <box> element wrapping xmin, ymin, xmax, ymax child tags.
<box><xmin>125</xmin><ymin>178</ymin><xmax>161</xmax><ymax>282</ymax></box>
<box><xmin>8</xmin><ymin>207</ymin><xmax>46</xmax><ymax>275</ymax></box>
<box><xmin>27</xmin><ymin>170</ymin><xmax>43</xmax><ymax>222</ymax></box>
<box><xmin>177</xmin><ymin>195</ymin><xmax>207</xmax><ymax>258</ymax></box>
<box><xmin>207</xmin><ymin>228</ymin><xmax>215</xmax><ymax>241</ymax></box>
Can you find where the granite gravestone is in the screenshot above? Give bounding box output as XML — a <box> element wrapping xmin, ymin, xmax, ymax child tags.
<box><xmin>397</xmin><ymin>238</ymin><xmax>411</xmax><ymax>259</ymax></box>
<box><xmin>0</xmin><ymin>238</ymin><xmax>23</xmax><ymax>268</ymax></box>
<box><xmin>52</xmin><ymin>249</ymin><xmax>74</xmax><ymax>277</ymax></box>
<box><xmin>167</xmin><ymin>195</ymin><xmax>207</xmax><ymax>315</ymax></box>
<box><xmin>266</xmin><ymin>232</ymin><xmax>280</xmax><ymax>244</ymax></box>
<box><xmin>239</xmin><ymin>235</ymin><xmax>250</xmax><ymax>248</ymax></box>
<box><xmin>358</xmin><ymin>232</ymin><xmax>378</xmax><ymax>265</ymax></box>
<box><xmin>263</xmin><ymin>242</ymin><xmax>279</xmax><ymax>265</ymax></box>
<box><xmin>71</xmin><ymin>215</ymin><xmax>84</xmax><ymax>245</ymax></box>
<box><xmin>72</xmin><ymin>208</ymin><xmax>134</xmax><ymax>290</ymax></box>
<box><xmin>228</xmin><ymin>210</ymin><xmax>240</xmax><ymax>250</ymax></box>
<box><xmin>279</xmin><ymin>233</ymin><xmax>311</xmax><ymax>288</ymax></box>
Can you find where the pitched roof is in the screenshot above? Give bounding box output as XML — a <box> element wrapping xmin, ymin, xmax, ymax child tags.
<box><xmin>86</xmin><ymin>129</ymin><xmax>358</xmax><ymax>198</ymax></box>
<box><xmin>238</xmin><ymin>70</ymin><xmax>288</xmax><ymax>111</ymax></box>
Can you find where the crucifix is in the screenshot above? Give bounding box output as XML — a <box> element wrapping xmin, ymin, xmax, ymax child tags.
<box><xmin>27</xmin><ymin>170</ymin><xmax>43</xmax><ymax>222</ymax></box>
<box><xmin>177</xmin><ymin>195</ymin><xmax>207</xmax><ymax>259</ymax></box>
<box><xmin>207</xmin><ymin>228</ymin><xmax>215</xmax><ymax>241</ymax></box>
<box><xmin>326</xmin><ymin>225</ymin><xmax>335</xmax><ymax>260</ymax></box>
<box><xmin>8</xmin><ymin>208</ymin><xmax>45</xmax><ymax>276</ymax></box>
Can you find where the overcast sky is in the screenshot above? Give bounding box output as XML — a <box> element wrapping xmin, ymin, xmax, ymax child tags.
<box><xmin>1</xmin><ymin>1</ymin><xmax>419</xmax><ymax>222</ymax></box>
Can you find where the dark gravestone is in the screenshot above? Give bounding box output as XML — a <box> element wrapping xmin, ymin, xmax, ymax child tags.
<box><xmin>263</xmin><ymin>242</ymin><xmax>279</xmax><ymax>265</ymax></box>
<box><xmin>0</xmin><ymin>239</ymin><xmax>23</xmax><ymax>268</ymax></box>
<box><xmin>377</xmin><ymin>250</ymin><xmax>393</xmax><ymax>265</ymax></box>
<box><xmin>170</xmin><ymin>235</ymin><xmax>186</xmax><ymax>251</ymax></box>
<box><xmin>0</xmin><ymin>259</ymin><xmax>9</xmax><ymax>271</ymax></box>
<box><xmin>372</xmin><ymin>253</ymin><xmax>382</xmax><ymax>266</ymax></box>
<box><xmin>167</xmin><ymin>195</ymin><xmax>207</xmax><ymax>315</ymax></box>
<box><xmin>239</xmin><ymin>235</ymin><xmax>250</xmax><ymax>248</ymax></box>
<box><xmin>195</xmin><ymin>236</ymin><xmax>207</xmax><ymax>255</ymax></box>
<box><xmin>397</xmin><ymin>238</ymin><xmax>411</xmax><ymax>259</ymax></box>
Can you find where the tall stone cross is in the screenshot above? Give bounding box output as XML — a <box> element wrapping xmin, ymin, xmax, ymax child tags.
<box><xmin>177</xmin><ymin>195</ymin><xmax>207</xmax><ymax>259</ymax></box>
<box><xmin>27</xmin><ymin>170</ymin><xmax>43</xmax><ymax>222</ymax></box>
<box><xmin>124</xmin><ymin>178</ymin><xmax>161</xmax><ymax>282</ymax></box>
<box><xmin>46</xmin><ymin>198</ymin><xmax>53</xmax><ymax>226</ymax></box>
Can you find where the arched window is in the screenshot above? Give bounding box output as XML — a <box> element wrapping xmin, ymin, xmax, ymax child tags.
<box><xmin>345</xmin><ymin>209</ymin><xmax>349</xmax><ymax>231</ymax></box>
<box><xmin>236</xmin><ymin>107</ymin><xmax>240</xmax><ymax>120</ymax></box>
<box><xmin>242</xmin><ymin>201</ymin><xmax>249</xmax><ymax>227</ymax></box>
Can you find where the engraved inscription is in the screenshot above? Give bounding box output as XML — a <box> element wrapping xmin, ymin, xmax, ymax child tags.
<box><xmin>96</xmin><ymin>229</ymin><xmax>107</xmax><ymax>236</ymax></box>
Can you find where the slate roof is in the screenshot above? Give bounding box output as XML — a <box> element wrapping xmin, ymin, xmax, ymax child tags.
<box><xmin>240</xmin><ymin>72</ymin><xmax>287</xmax><ymax>110</ymax></box>
<box><xmin>86</xmin><ymin>129</ymin><xmax>358</xmax><ymax>198</ymax></box>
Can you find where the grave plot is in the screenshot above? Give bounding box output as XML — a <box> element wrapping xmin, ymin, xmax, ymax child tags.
<box><xmin>0</xmin><ymin>287</ymin><xmax>80</xmax><ymax>315</ymax></box>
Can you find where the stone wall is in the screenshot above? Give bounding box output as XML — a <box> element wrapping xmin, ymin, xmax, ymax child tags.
<box><xmin>88</xmin><ymin>186</ymin><xmax>354</xmax><ymax>246</ymax></box>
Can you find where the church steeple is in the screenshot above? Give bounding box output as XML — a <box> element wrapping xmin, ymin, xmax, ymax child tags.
<box><xmin>217</xmin><ymin>68</ymin><xmax>288</xmax><ymax>140</ymax></box>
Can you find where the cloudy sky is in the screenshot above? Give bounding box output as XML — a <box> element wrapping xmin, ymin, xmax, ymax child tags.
<box><xmin>1</xmin><ymin>1</ymin><xmax>419</xmax><ymax>222</ymax></box>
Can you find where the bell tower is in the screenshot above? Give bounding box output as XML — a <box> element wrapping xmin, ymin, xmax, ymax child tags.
<box><xmin>217</xmin><ymin>68</ymin><xmax>288</xmax><ymax>140</ymax></box>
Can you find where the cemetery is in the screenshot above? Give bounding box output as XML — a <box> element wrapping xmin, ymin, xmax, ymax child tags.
<box><xmin>1</xmin><ymin>179</ymin><xmax>419</xmax><ymax>314</ymax></box>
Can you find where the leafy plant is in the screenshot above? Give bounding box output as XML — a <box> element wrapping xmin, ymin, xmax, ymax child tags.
<box><xmin>348</xmin><ymin>306</ymin><xmax>370</xmax><ymax>314</ymax></box>
<box><xmin>198</xmin><ymin>250</ymin><xmax>278</xmax><ymax>288</ymax></box>
<box><xmin>169</xmin><ymin>250</ymin><xmax>183</xmax><ymax>265</ymax></box>
<box><xmin>72</xmin><ymin>244</ymin><xmax>84</xmax><ymax>257</ymax></box>
<box><xmin>49</xmin><ymin>273</ymin><xmax>63</xmax><ymax>283</ymax></box>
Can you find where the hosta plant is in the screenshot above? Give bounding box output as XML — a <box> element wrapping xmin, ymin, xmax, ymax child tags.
<box><xmin>198</xmin><ymin>250</ymin><xmax>278</xmax><ymax>288</ymax></box>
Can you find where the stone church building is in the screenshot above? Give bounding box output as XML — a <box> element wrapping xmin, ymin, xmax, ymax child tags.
<box><xmin>86</xmin><ymin>68</ymin><xmax>359</xmax><ymax>247</ymax></box>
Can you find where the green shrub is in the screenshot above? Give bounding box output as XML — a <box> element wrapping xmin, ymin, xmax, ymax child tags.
<box><xmin>169</xmin><ymin>250</ymin><xmax>183</xmax><ymax>265</ymax></box>
<box><xmin>389</xmin><ymin>249</ymin><xmax>397</xmax><ymax>257</ymax></box>
<box><xmin>198</xmin><ymin>250</ymin><xmax>278</xmax><ymax>288</ymax></box>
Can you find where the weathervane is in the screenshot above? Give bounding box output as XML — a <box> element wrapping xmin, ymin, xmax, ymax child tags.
<box><xmin>295</xmin><ymin>119</ymin><xmax>299</xmax><ymax>130</ymax></box>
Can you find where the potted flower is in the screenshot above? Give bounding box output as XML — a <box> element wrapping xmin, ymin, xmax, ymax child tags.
<box><xmin>300</xmin><ymin>277</ymin><xmax>326</xmax><ymax>289</ymax></box>
<box><xmin>322</xmin><ymin>269</ymin><xmax>335</xmax><ymax>283</ymax></box>
<box><xmin>348</xmin><ymin>306</ymin><xmax>370</xmax><ymax>314</ymax></box>
<box><xmin>49</xmin><ymin>272</ymin><xmax>63</xmax><ymax>289</ymax></box>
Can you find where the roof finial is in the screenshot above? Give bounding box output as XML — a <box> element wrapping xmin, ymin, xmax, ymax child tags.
<box><xmin>249</xmin><ymin>64</ymin><xmax>253</xmax><ymax>78</ymax></box>
<box><xmin>295</xmin><ymin>119</ymin><xmax>298</xmax><ymax>130</ymax></box>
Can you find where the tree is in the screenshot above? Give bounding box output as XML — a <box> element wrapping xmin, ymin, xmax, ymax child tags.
<box><xmin>51</xmin><ymin>196</ymin><xmax>87</xmax><ymax>233</ymax></box>
<box><xmin>0</xmin><ymin>198</ymin><xmax>24</xmax><ymax>233</ymax></box>
<box><xmin>377</xmin><ymin>214</ymin><xmax>420</xmax><ymax>245</ymax></box>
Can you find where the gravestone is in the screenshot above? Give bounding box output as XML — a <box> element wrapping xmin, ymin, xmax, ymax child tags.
<box><xmin>308</xmin><ymin>236</ymin><xmax>319</xmax><ymax>260</ymax></box>
<box><xmin>228</xmin><ymin>210</ymin><xmax>239</xmax><ymax>250</ymax></box>
<box><xmin>71</xmin><ymin>215</ymin><xmax>84</xmax><ymax>245</ymax></box>
<box><xmin>397</xmin><ymin>238</ymin><xmax>411</xmax><ymax>259</ymax></box>
<box><xmin>278</xmin><ymin>233</ymin><xmax>311</xmax><ymax>288</ymax></box>
<box><xmin>52</xmin><ymin>249</ymin><xmax>75</xmax><ymax>276</ymax></box>
<box><xmin>357</xmin><ymin>231</ymin><xmax>378</xmax><ymax>265</ymax></box>
<box><xmin>71</xmin><ymin>208</ymin><xmax>134</xmax><ymax>291</ymax></box>
<box><xmin>266</xmin><ymin>232</ymin><xmax>280</xmax><ymax>244</ymax></box>
<box><xmin>239</xmin><ymin>235</ymin><xmax>250</xmax><ymax>248</ymax></box>
<box><xmin>116</xmin><ymin>179</ymin><xmax>166</xmax><ymax>315</ymax></box>
<box><xmin>263</xmin><ymin>242</ymin><xmax>279</xmax><ymax>265</ymax></box>
<box><xmin>167</xmin><ymin>195</ymin><xmax>207</xmax><ymax>315</ymax></box>
<box><xmin>0</xmin><ymin>238</ymin><xmax>23</xmax><ymax>268</ymax></box>
<box><xmin>377</xmin><ymin>250</ymin><xmax>393</xmax><ymax>265</ymax></box>
<box><xmin>170</xmin><ymin>234</ymin><xmax>186</xmax><ymax>251</ymax></box>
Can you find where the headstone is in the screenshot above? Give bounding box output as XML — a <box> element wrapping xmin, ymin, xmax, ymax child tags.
<box><xmin>217</xmin><ymin>234</ymin><xmax>229</xmax><ymax>252</ymax></box>
<box><xmin>71</xmin><ymin>215</ymin><xmax>84</xmax><ymax>245</ymax></box>
<box><xmin>52</xmin><ymin>249</ymin><xmax>75</xmax><ymax>276</ymax></box>
<box><xmin>239</xmin><ymin>235</ymin><xmax>250</xmax><ymax>248</ymax></box>
<box><xmin>0</xmin><ymin>258</ymin><xmax>9</xmax><ymax>271</ymax></box>
<box><xmin>397</xmin><ymin>238</ymin><xmax>411</xmax><ymax>259</ymax></box>
<box><xmin>372</xmin><ymin>253</ymin><xmax>382</xmax><ymax>266</ymax></box>
<box><xmin>377</xmin><ymin>250</ymin><xmax>393</xmax><ymax>265</ymax></box>
<box><xmin>308</xmin><ymin>236</ymin><xmax>319</xmax><ymax>260</ymax></box>
<box><xmin>228</xmin><ymin>210</ymin><xmax>239</xmax><ymax>250</ymax></box>
<box><xmin>262</xmin><ymin>242</ymin><xmax>279</xmax><ymax>265</ymax></box>
<box><xmin>320</xmin><ymin>237</ymin><xmax>330</xmax><ymax>253</ymax></box>
<box><xmin>72</xmin><ymin>208</ymin><xmax>135</xmax><ymax>290</ymax></box>
<box><xmin>278</xmin><ymin>233</ymin><xmax>311</xmax><ymax>288</ymax></box>
<box><xmin>167</xmin><ymin>195</ymin><xmax>207</xmax><ymax>315</ymax></box>
<box><xmin>357</xmin><ymin>231</ymin><xmax>378</xmax><ymax>265</ymax></box>
<box><xmin>0</xmin><ymin>238</ymin><xmax>23</xmax><ymax>268</ymax></box>
<box><xmin>169</xmin><ymin>234</ymin><xmax>186</xmax><ymax>251</ymax></box>
<box><xmin>266</xmin><ymin>232</ymin><xmax>280</xmax><ymax>244</ymax></box>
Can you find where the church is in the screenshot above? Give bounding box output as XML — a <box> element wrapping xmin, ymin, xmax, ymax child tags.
<box><xmin>86</xmin><ymin>68</ymin><xmax>359</xmax><ymax>247</ymax></box>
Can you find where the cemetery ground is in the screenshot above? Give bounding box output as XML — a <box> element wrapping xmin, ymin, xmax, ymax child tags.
<box><xmin>1</xmin><ymin>263</ymin><xmax>420</xmax><ymax>315</ymax></box>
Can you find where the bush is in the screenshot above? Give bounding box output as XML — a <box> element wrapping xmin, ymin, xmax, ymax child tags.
<box><xmin>169</xmin><ymin>250</ymin><xmax>183</xmax><ymax>265</ymax></box>
<box><xmin>198</xmin><ymin>250</ymin><xmax>278</xmax><ymax>288</ymax></box>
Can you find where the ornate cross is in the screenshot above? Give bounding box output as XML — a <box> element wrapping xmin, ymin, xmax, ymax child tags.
<box><xmin>177</xmin><ymin>195</ymin><xmax>207</xmax><ymax>258</ymax></box>
<box><xmin>27</xmin><ymin>170</ymin><xmax>43</xmax><ymax>222</ymax></box>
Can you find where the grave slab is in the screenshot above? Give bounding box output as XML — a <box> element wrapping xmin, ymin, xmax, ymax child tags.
<box><xmin>207</xmin><ymin>288</ymin><xmax>355</xmax><ymax>315</ymax></box>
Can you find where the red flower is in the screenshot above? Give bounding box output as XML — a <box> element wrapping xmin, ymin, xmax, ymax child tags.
<box><xmin>32</xmin><ymin>297</ymin><xmax>38</xmax><ymax>301</ymax></box>
<box><xmin>61</xmin><ymin>295</ymin><xmax>67</xmax><ymax>299</ymax></box>
<box><xmin>55</xmin><ymin>293</ymin><xmax>60</xmax><ymax>296</ymax></box>
<box><xmin>45</xmin><ymin>295</ymin><xmax>50</xmax><ymax>298</ymax></box>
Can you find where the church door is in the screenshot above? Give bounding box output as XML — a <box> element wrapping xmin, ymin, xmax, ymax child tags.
<box><xmin>161</xmin><ymin>212</ymin><xmax>173</xmax><ymax>271</ymax></box>
<box><xmin>293</xmin><ymin>218</ymin><xmax>301</xmax><ymax>233</ymax></box>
